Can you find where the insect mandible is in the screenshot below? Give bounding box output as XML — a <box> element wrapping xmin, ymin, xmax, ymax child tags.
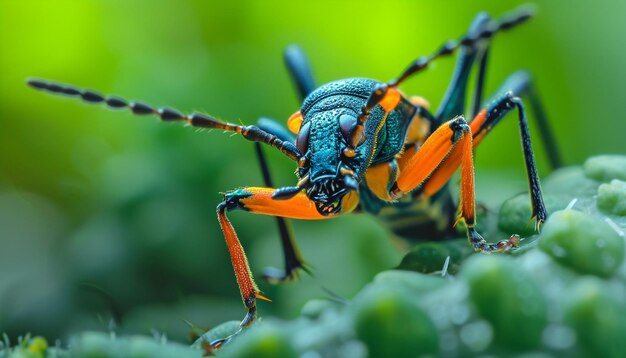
<box><xmin>27</xmin><ymin>5</ymin><xmax>561</xmax><ymax>348</ymax></box>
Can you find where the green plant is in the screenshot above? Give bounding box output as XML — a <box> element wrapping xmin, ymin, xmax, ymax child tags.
<box><xmin>3</xmin><ymin>155</ymin><xmax>625</xmax><ymax>357</ymax></box>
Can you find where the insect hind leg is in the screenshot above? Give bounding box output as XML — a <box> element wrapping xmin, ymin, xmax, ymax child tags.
<box><xmin>489</xmin><ymin>71</ymin><xmax>562</xmax><ymax>169</ymax></box>
<box><xmin>470</xmin><ymin>92</ymin><xmax>548</xmax><ymax>229</ymax></box>
<box><xmin>390</xmin><ymin>116</ymin><xmax>521</xmax><ymax>252</ymax></box>
<box><xmin>344</xmin><ymin>6</ymin><xmax>534</xmax><ymax>160</ymax></box>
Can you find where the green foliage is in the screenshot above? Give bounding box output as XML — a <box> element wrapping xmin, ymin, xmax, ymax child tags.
<box><xmin>564</xmin><ymin>278</ymin><xmax>626</xmax><ymax>358</ymax></box>
<box><xmin>1</xmin><ymin>333</ymin><xmax>202</xmax><ymax>358</ymax></box>
<box><xmin>12</xmin><ymin>154</ymin><xmax>613</xmax><ymax>357</ymax></box>
<box><xmin>396</xmin><ymin>240</ymin><xmax>471</xmax><ymax>275</ymax></box>
<box><xmin>1</xmin><ymin>151</ymin><xmax>625</xmax><ymax>356</ymax></box>
<box><xmin>540</xmin><ymin>210</ymin><xmax>624</xmax><ymax>277</ymax></box>
<box><xmin>353</xmin><ymin>285</ymin><xmax>438</xmax><ymax>358</ymax></box>
<box><xmin>462</xmin><ymin>255</ymin><xmax>547</xmax><ymax>351</ymax></box>
<box><xmin>583</xmin><ymin>155</ymin><xmax>626</xmax><ymax>183</ymax></box>
<box><xmin>217</xmin><ymin>324</ymin><xmax>298</xmax><ymax>358</ymax></box>
<box><xmin>69</xmin><ymin>333</ymin><xmax>202</xmax><ymax>358</ymax></box>
<box><xmin>191</xmin><ymin>321</ymin><xmax>240</xmax><ymax>350</ymax></box>
<box><xmin>597</xmin><ymin>179</ymin><xmax>626</xmax><ymax>216</ymax></box>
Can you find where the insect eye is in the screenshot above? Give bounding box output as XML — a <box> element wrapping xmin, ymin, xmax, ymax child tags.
<box><xmin>339</xmin><ymin>114</ymin><xmax>357</xmax><ymax>141</ymax></box>
<box><xmin>296</xmin><ymin>121</ymin><xmax>311</xmax><ymax>154</ymax></box>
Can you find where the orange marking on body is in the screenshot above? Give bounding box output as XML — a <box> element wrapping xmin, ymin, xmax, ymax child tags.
<box><xmin>395</xmin><ymin>123</ymin><xmax>455</xmax><ymax>194</ymax></box>
<box><xmin>379</xmin><ymin>88</ymin><xmax>402</xmax><ymax>112</ymax></box>
<box><xmin>405</xmin><ymin>115</ymin><xmax>431</xmax><ymax>145</ymax></box>
<box><xmin>287</xmin><ymin>111</ymin><xmax>303</xmax><ymax>134</ymax></box>
<box><xmin>217</xmin><ymin>210</ymin><xmax>258</xmax><ymax>305</ymax></box>
<box><xmin>403</xmin><ymin>96</ymin><xmax>431</xmax><ymax>145</ymax></box>
<box><xmin>365</xmin><ymin>161</ymin><xmax>397</xmax><ymax>201</ymax></box>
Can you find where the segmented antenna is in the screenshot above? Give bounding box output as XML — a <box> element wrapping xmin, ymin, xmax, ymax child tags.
<box><xmin>391</xmin><ymin>6</ymin><xmax>534</xmax><ymax>87</ymax></box>
<box><xmin>346</xmin><ymin>5</ymin><xmax>534</xmax><ymax>151</ymax></box>
<box><xmin>26</xmin><ymin>78</ymin><xmax>301</xmax><ymax>161</ymax></box>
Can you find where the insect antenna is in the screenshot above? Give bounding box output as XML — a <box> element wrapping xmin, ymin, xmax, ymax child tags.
<box><xmin>346</xmin><ymin>5</ymin><xmax>534</xmax><ymax>152</ymax></box>
<box><xmin>391</xmin><ymin>5</ymin><xmax>534</xmax><ymax>87</ymax></box>
<box><xmin>26</xmin><ymin>78</ymin><xmax>302</xmax><ymax>161</ymax></box>
<box><xmin>27</xmin><ymin>78</ymin><xmax>189</xmax><ymax>120</ymax></box>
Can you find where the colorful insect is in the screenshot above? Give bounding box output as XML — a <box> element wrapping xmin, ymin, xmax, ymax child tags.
<box><xmin>28</xmin><ymin>5</ymin><xmax>560</xmax><ymax>347</ymax></box>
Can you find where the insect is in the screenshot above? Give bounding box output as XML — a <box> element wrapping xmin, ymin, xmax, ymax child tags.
<box><xmin>28</xmin><ymin>5</ymin><xmax>560</xmax><ymax>348</ymax></box>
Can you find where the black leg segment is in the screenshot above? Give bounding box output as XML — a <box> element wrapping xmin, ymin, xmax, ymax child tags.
<box><xmin>435</xmin><ymin>12</ymin><xmax>492</xmax><ymax>124</ymax></box>
<box><xmin>254</xmin><ymin>142</ymin><xmax>310</xmax><ymax>284</ymax></box>
<box><xmin>493</xmin><ymin>71</ymin><xmax>562</xmax><ymax>169</ymax></box>
<box><xmin>474</xmin><ymin>92</ymin><xmax>548</xmax><ymax>227</ymax></box>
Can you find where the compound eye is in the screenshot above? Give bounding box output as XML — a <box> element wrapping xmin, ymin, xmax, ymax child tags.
<box><xmin>296</xmin><ymin>121</ymin><xmax>311</xmax><ymax>154</ymax></box>
<box><xmin>339</xmin><ymin>114</ymin><xmax>357</xmax><ymax>141</ymax></box>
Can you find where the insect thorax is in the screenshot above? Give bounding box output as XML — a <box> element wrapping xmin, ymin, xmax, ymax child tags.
<box><xmin>300</xmin><ymin>78</ymin><xmax>415</xmax><ymax>180</ymax></box>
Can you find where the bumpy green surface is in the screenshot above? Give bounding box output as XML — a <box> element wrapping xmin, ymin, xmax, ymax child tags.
<box><xmin>217</xmin><ymin>324</ymin><xmax>298</xmax><ymax>358</ymax></box>
<box><xmin>583</xmin><ymin>155</ymin><xmax>626</xmax><ymax>182</ymax></box>
<box><xmin>353</xmin><ymin>285</ymin><xmax>438</xmax><ymax>357</ymax></box>
<box><xmin>462</xmin><ymin>255</ymin><xmax>547</xmax><ymax>351</ymax></box>
<box><xmin>2</xmin><ymin>155</ymin><xmax>626</xmax><ymax>357</ymax></box>
<box><xmin>539</xmin><ymin>210</ymin><xmax>624</xmax><ymax>277</ymax></box>
<box><xmin>597</xmin><ymin>179</ymin><xmax>626</xmax><ymax>216</ymax></box>
<box><xmin>564</xmin><ymin>278</ymin><xmax>626</xmax><ymax>358</ymax></box>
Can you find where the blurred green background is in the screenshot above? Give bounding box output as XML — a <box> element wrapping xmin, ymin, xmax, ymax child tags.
<box><xmin>1</xmin><ymin>0</ymin><xmax>625</xmax><ymax>344</ymax></box>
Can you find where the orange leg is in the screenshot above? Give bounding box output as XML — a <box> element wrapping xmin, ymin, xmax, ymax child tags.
<box><xmin>390</xmin><ymin>116</ymin><xmax>519</xmax><ymax>252</ymax></box>
<box><xmin>212</xmin><ymin>187</ymin><xmax>358</xmax><ymax>346</ymax></box>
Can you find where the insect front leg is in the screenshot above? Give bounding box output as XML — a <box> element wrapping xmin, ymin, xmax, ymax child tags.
<box><xmin>211</xmin><ymin>187</ymin><xmax>357</xmax><ymax>347</ymax></box>
<box><xmin>249</xmin><ymin>45</ymin><xmax>319</xmax><ymax>283</ymax></box>
<box><xmin>253</xmin><ymin>141</ymin><xmax>311</xmax><ymax>284</ymax></box>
